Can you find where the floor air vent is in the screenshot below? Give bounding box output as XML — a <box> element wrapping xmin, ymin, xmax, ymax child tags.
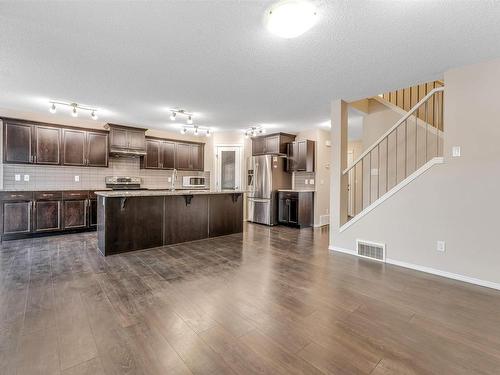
<box><xmin>356</xmin><ymin>239</ymin><xmax>385</xmax><ymax>262</ymax></box>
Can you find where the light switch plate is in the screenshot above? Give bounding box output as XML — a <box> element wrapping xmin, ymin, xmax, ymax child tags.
<box><xmin>167</xmin><ymin>177</ymin><xmax>172</xmax><ymax>183</ymax></box>
<box><xmin>437</xmin><ymin>241</ymin><xmax>446</xmax><ymax>252</ymax></box>
<box><xmin>452</xmin><ymin>146</ymin><xmax>461</xmax><ymax>157</ymax></box>
<box><xmin>23</xmin><ymin>175</ymin><xmax>29</xmax><ymax>182</ymax></box>
<box><xmin>74</xmin><ymin>176</ymin><xmax>80</xmax><ymax>182</ymax></box>
<box><xmin>15</xmin><ymin>174</ymin><xmax>21</xmax><ymax>181</ymax></box>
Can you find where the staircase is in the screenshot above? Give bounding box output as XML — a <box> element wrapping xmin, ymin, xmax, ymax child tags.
<box><xmin>343</xmin><ymin>83</ymin><xmax>444</xmax><ymax>227</ymax></box>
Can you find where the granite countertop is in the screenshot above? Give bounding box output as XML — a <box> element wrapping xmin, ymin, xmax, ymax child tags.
<box><xmin>278</xmin><ymin>189</ymin><xmax>315</xmax><ymax>193</ymax></box>
<box><xmin>95</xmin><ymin>190</ymin><xmax>246</xmax><ymax>198</ymax></box>
<box><xmin>1</xmin><ymin>188</ymin><xmax>112</xmax><ymax>192</ymax></box>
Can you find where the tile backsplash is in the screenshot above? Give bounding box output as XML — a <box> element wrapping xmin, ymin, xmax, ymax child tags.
<box><xmin>2</xmin><ymin>158</ymin><xmax>209</xmax><ymax>191</ymax></box>
<box><xmin>293</xmin><ymin>171</ymin><xmax>316</xmax><ymax>190</ymax></box>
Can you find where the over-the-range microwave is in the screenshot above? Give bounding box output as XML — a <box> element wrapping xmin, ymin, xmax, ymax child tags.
<box><xmin>182</xmin><ymin>176</ymin><xmax>207</xmax><ymax>188</ymax></box>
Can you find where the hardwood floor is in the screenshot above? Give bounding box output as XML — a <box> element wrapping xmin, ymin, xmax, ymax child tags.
<box><xmin>1</xmin><ymin>223</ymin><xmax>500</xmax><ymax>374</ymax></box>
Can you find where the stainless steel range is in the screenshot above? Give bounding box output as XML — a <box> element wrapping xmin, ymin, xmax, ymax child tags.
<box><xmin>105</xmin><ymin>176</ymin><xmax>146</xmax><ymax>190</ymax></box>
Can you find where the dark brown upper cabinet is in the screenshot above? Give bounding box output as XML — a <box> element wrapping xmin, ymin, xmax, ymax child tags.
<box><xmin>4</xmin><ymin>121</ymin><xmax>32</xmax><ymax>163</ymax></box>
<box><xmin>86</xmin><ymin>132</ymin><xmax>108</xmax><ymax>167</ymax></box>
<box><xmin>141</xmin><ymin>138</ymin><xmax>177</xmax><ymax>169</ymax></box>
<box><xmin>107</xmin><ymin>123</ymin><xmax>146</xmax><ymax>156</ymax></box>
<box><xmin>251</xmin><ymin>133</ymin><xmax>296</xmax><ymax>156</ymax></box>
<box><xmin>3</xmin><ymin>120</ymin><xmax>60</xmax><ymax>164</ymax></box>
<box><xmin>34</xmin><ymin>125</ymin><xmax>60</xmax><ymax>164</ymax></box>
<box><xmin>175</xmin><ymin>142</ymin><xmax>204</xmax><ymax>171</ymax></box>
<box><xmin>286</xmin><ymin>140</ymin><xmax>315</xmax><ymax>172</ymax></box>
<box><xmin>62</xmin><ymin>129</ymin><xmax>108</xmax><ymax>167</ymax></box>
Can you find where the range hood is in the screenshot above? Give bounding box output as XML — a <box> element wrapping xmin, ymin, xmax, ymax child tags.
<box><xmin>106</xmin><ymin>123</ymin><xmax>147</xmax><ymax>158</ymax></box>
<box><xmin>109</xmin><ymin>149</ymin><xmax>147</xmax><ymax>158</ymax></box>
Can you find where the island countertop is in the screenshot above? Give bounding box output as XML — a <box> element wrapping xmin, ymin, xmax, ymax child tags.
<box><xmin>95</xmin><ymin>189</ymin><xmax>246</xmax><ymax>198</ymax></box>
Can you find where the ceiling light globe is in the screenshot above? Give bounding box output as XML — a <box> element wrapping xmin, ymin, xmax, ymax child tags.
<box><xmin>170</xmin><ymin>112</ymin><xmax>177</xmax><ymax>121</ymax></box>
<box><xmin>265</xmin><ymin>0</ymin><xmax>317</xmax><ymax>39</ymax></box>
<box><xmin>91</xmin><ymin>111</ymin><xmax>98</xmax><ymax>120</ymax></box>
<box><xmin>206</xmin><ymin>129</ymin><xmax>211</xmax><ymax>137</ymax></box>
<box><xmin>187</xmin><ymin>116</ymin><xmax>193</xmax><ymax>125</ymax></box>
<box><xmin>71</xmin><ymin>107</ymin><xmax>78</xmax><ymax>117</ymax></box>
<box><xmin>49</xmin><ymin>103</ymin><xmax>56</xmax><ymax>114</ymax></box>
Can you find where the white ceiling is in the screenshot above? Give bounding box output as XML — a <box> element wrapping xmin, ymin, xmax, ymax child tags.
<box><xmin>1</xmin><ymin>1</ymin><xmax>500</xmax><ymax>133</ymax></box>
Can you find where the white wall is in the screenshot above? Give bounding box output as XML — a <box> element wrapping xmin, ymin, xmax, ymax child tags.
<box><xmin>330</xmin><ymin>58</ymin><xmax>500</xmax><ymax>287</ymax></box>
<box><xmin>296</xmin><ymin>128</ymin><xmax>331</xmax><ymax>226</ymax></box>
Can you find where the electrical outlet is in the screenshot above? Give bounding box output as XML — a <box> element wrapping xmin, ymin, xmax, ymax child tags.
<box><xmin>304</xmin><ymin>180</ymin><xmax>309</xmax><ymax>185</ymax></box>
<box><xmin>437</xmin><ymin>241</ymin><xmax>446</xmax><ymax>252</ymax></box>
<box><xmin>309</xmin><ymin>179</ymin><xmax>315</xmax><ymax>185</ymax></box>
<box><xmin>23</xmin><ymin>175</ymin><xmax>30</xmax><ymax>182</ymax></box>
<box><xmin>15</xmin><ymin>174</ymin><xmax>21</xmax><ymax>181</ymax></box>
<box><xmin>74</xmin><ymin>175</ymin><xmax>80</xmax><ymax>182</ymax></box>
<box><xmin>167</xmin><ymin>177</ymin><xmax>172</xmax><ymax>183</ymax></box>
<box><xmin>452</xmin><ymin>146</ymin><xmax>461</xmax><ymax>157</ymax></box>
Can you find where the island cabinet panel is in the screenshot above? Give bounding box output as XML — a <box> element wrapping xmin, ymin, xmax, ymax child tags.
<box><xmin>164</xmin><ymin>195</ymin><xmax>209</xmax><ymax>245</ymax></box>
<box><xmin>4</xmin><ymin>121</ymin><xmax>32</xmax><ymax>163</ymax></box>
<box><xmin>98</xmin><ymin>196</ymin><xmax>164</xmax><ymax>255</ymax></box>
<box><xmin>209</xmin><ymin>194</ymin><xmax>243</xmax><ymax>237</ymax></box>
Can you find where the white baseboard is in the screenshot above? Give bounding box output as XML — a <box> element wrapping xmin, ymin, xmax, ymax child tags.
<box><xmin>340</xmin><ymin>157</ymin><xmax>444</xmax><ymax>232</ymax></box>
<box><xmin>328</xmin><ymin>245</ymin><xmax>500</xmax><ymax>291</ymax></box>
<box><xmin>328</xmin><ymin>245</ymin><xmax>357</xmax><ymax>256</ymax></box>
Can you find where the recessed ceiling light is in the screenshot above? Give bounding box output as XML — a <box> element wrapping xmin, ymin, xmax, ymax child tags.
<box><xmin>265</xmin><ymin>0</ymin><xmax>318</xmax><ymax>39</ymax></box>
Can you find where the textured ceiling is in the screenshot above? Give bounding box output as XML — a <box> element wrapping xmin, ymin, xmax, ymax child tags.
<box><xmin>1</xmin><ymin>0</ymin><xmax>500</xmax><ymax>133</ymax></box>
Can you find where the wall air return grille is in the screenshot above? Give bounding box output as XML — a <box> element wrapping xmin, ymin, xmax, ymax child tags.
<box><xmin>356</xmin><ymin>239</ymin><xmax>385</xmax><ymax>262</ymax></box>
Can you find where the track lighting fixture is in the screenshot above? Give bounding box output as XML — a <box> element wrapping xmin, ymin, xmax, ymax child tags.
<box><xmin>180</xmin><ymin>124</ymin><xmax>212</xmax><ymax>137</ymax></box>
<box><xmin>168</xmin><ymin>109</ymin><xmax>194</xmax><ymax>125</ymax></box>
<box><xmin>49</xmin><ymin>100</ymin><xmax>99</xmax><ymax>120</ymax></box>
<box><xmin>244</xmin><ymin>126</ymin><xmax>266</xmax><ymax>138</ymax></box>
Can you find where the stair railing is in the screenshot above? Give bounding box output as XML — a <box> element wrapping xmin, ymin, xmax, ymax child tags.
<box><xmin>344</xmin><ymin>86</ymin><xmax>444</xmax><ymax>221</ymax></box>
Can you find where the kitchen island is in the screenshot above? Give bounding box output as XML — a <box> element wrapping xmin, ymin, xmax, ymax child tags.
<box><xmin>96</xmin><ymin>190</ymin><xmax>244</xmax><ymax>255</ymax></box>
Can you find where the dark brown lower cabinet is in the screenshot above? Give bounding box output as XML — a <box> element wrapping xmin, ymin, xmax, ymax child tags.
<box><xmin>278</xmin><ymin>191</ymin><xmax>314</xmax><ymax>228</ymax></box>
<box><xmin>209</xmin><ymin>193</ymin><xmax>243</xmax><ymax>237</ymax></box>
<box><xmin>63</xmin><ymin>200</ymin><xmax>87</xmax><ymax>229</ymax></box>
<box><xmin>1</xmin><ymin>190</ymin><xmax>99</xmax><ymax>241</ymax></box>
<box><xmin>2</xmin><ymin>201</ymin><xmax>32</xmax><ymax>235</ymax></box>
<box><xmin>34</xmin><ymin>200</ymin><xmax>61</xmax><ymax>232</ymax></box>
<box><xmin>164</xmin><ymin>195</ymin><xmax>209</xmax><ymax>245</ymax></box>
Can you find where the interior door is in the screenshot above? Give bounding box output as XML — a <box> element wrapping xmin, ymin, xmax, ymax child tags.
<box><xmin>216</xmin><ymin>146</ymin><xmax>242</xmax><ymax>191</ymax></box>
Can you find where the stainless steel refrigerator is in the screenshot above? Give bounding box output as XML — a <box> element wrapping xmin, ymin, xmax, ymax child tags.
<box><xmin>247</xmin><ymin>155</ymin><xmax>291</xmax><ymax>225</ymax></box>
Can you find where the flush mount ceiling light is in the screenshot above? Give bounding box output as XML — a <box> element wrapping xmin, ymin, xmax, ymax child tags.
<box><xmin>265</xmin><ymin>0</ymin><xmax>318</xmax><ymax>38</ymax></box>
<box><xmin>49</xmin><ymin>100</ymin><xmax>99</xmax><ymax>120</ymax></box>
